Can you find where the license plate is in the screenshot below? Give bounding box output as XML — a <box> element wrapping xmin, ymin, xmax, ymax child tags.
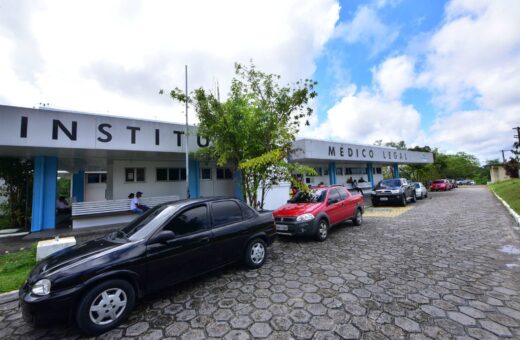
<box><xmin>379</xmin><ymin>197</ymin><xmax>388</xmax><ymax>201</ymax></box>
<box><xmin>276</xmin><ymin>224</ymin><xmax>288</xmax><ymax>231</ymax></box>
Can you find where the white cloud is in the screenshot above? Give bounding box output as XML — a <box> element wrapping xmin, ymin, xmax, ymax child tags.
<box><xmin>0</xmin><ymin>0</ymin><xmax>339</xmax><ymax>123</ymax></box>
<box><xmin>373</xmin><ymin>55</ymin><xmax>415</xmax><ymax>99</ymax></box>
<box><xmin>420</xmin><ymin>0</ymin><xmax>520</xmax><ymax>161</ymax></box>
<box><xmin>304</xmin><ymin>87</ymin><xmax>422</xmax><ymax>146</ymax></box>
<box><xmin>335</xmin><ymin>5</ymin><xmax>398</xmax><ymax>57</ymax></box>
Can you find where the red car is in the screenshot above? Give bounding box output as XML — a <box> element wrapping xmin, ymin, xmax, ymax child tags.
<box><xmin>430</xmin><ymin>179</ymin><xmax>449</xmax><ymax>191</ymax></box>
<box><xmin>273</xmin><ymin>185</ymin><xmax>364</xmax><ymax>241</ymax></box>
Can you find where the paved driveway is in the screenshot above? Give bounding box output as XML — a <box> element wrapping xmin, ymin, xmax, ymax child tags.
<box><xmin>1</xmin><ymin>186</ymin><xmax>520</xmax><ymax>339</ymax></box>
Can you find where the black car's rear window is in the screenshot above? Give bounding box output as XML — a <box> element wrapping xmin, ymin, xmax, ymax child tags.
<box><xmin>289</xmin><ymin>189</ymin><xmax>326</xmax><ymax>203</ymax></box>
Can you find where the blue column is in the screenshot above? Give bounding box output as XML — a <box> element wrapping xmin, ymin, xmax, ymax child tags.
<box><xmin>393</xmin><ymin>163</ymin><xmax>400</xmax><ymax>178</ymax></box>
<box><xmin>72</xmin><ymin>171</ymin><xmax>85</xmax><ymax>203</ymax></box>
<box><xmin>367</xmin><ymin>163</ymin><xmax>374</xmax><ymax>189</ymax></box>
<box><xmin>328</xmin><ymin>162</ymin><xmax>336</xmax><ymax>185</ymax></box>
<box><xmin>31</xmin><ymin>156</ymin><xmax>58</xmax><ymax>232</ymax></box>
<box><xmin>188</xmin><ymin>158</ymin><xmax>200</xmax><ymax>198</ymax></box>
<box><xmin>234</xmin><ymin>170</ymin><xmax>243</xmax><ymax>200</ymax></box>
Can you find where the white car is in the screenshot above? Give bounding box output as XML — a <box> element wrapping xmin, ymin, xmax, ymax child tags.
<box><xmin>412</xmin><ymin>182</ymin><xmax>428</xmax><ymax>199</ymax></box>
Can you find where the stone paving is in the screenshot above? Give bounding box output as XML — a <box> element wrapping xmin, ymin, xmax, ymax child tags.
<box><xmin>1</xmin><ymin>186</ymin><xmax>520</xmax><ymax>339</ymax></box>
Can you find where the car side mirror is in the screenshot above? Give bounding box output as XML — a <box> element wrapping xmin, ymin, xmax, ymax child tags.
<box><xmin>150</xmin><ymin>230</ymin><xmax>176</xmax><ymax>244</ymax></box>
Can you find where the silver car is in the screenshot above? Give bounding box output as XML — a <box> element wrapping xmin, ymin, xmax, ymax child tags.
<box><xmin>412</xmin><ymin>182</ymin><xmax>428</xmax><ymax>199</ymax></box>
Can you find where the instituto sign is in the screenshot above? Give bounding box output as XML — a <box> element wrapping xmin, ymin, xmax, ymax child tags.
<box><xmin>0</xmin><ymin>105</ymin><xmax>208</xmax><ymax>153</ymax></box>
<box><xmin>291</xmin><ymin>139</ymin><xmax>433</xmax><ymax>164</ymax></box>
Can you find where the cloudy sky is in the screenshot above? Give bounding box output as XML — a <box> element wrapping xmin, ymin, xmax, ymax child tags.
<box><xmin>0</xmin><ymin>0</ymin><xmax>519</xmax><ymax>162</ymax></box>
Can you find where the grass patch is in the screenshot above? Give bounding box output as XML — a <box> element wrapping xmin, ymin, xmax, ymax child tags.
<box><xmin>0</xmin><ymin>245</ymin><xmax>36</xmax><ymax>293</ymax></box>
<box><xmin>490</xmin><ymin>178</ymin><xmax>520</xmax><ymax>215</ymax></box>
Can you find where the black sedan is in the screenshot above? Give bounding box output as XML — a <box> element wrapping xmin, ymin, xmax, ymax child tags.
<box><xmin>20</xmin><ymin>197</ymin><xmax>276</xmax><ymax>335</ymax></box>
<box><xmin>371</xmin><ymin>178</ymin><xmax>417</xmax><ymax>206</ymax></box>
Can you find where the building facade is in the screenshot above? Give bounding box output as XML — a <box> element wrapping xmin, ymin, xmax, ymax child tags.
<box><xmin>0</xmin><ymin>105</ymin><xmax>434</xmax><ymax>232</ymax></box>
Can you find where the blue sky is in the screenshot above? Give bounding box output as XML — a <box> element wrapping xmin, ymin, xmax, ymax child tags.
<box><xmin>314</xmin><ymin>0</ymin><xmax>446</xmax><ymax>131</ymax></box>
<box><xmin>0</xmin><ymin>0</ymin><xmax>519</xmax><ymax>162</ymax></box>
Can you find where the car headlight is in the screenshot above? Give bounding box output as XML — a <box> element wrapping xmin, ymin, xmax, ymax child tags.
<box><xmin>296</xmin><ymin>213</ymin><xmax>314</xmax><ymax>222</ymax></box>
<box><xmin>32</xmin><ymin>279</ymin><xmax>51</xmax><ymax>296</ymax></box>
<box><xmin>390</xmin><ymin>190</ymin><xmax>401</xmax><ymax>194</ymax></box>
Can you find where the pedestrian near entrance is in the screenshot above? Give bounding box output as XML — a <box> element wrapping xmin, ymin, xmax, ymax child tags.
<box><xmin>131</xmin><ymin>191</ymin><xmax>149</xmax><ymax>214</ymax></box>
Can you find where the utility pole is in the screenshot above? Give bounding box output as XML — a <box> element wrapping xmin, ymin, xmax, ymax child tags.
<box><xmin>185</xmin><ymin>65</ymin><xmax>190</xmax><ymax>199</ymax></box>
<box><xmin>500</xmin><ymin>149</ymin><xmax>508</xmax><ymax>163</ymax></box>
<box><xmin>514</xmin><ymin>126</ymin><xmax>520</xmax><ymax>145</ymax></box>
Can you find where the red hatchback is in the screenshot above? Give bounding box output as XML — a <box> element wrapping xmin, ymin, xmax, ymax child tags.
<box><xmin>273</xmin><ymin>185</ymin><xmax>364</xmax><ymax>241</ymax></box>
<box><xmin>430</xmin><ymin>179</ymin><xmax>449</xmax><ymax>191</ymax></box>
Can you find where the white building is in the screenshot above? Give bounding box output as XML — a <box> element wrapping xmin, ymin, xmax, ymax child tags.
<box><xmin>0</xmin><ymin>105</ymin><xmax>433</xmax><ymax>232</ymax></box>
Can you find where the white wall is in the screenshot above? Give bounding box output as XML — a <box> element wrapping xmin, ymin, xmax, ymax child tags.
<box><xmin>257</xmin><ymin>182</ymin><xmax>291</xmax><ymax>210</ymax></box>
<box><xmin>112</xmin><ymin>159</ymin><xmax>188</xmax><ymax>200</ymax></box>
<box><xmin>85</xmin><ymin>183</ymin><xmax>106</xmax><ymax>202</ymax></box>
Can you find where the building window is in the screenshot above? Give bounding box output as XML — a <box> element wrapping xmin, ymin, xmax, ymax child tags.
<box><xmin>216</xmin><ymin>167</ymin><xmax>233</xmax><ymax>180</ymax></box>
<box><xmin>201</xmin><ymin>168</ymin><xmax>212</xmax><ymax>180</ymax></box>
<box><xmin>314</xmin><ymin>167</ymin><xmax>322</xmax><ymax>176</ymax></box>
<box><xmin>156</xmin><ymin>168</ymin><xmax>168</xmax><ymax>181</ymax></box>
<box><xmin>156</xmin><ymin>167</ymin><xmax>186</xmax><ymax>181</ymax></box>
<box><xmin>351</xmin><ymin>168</ymin><xmax>366</xmax><ymax>175</ymax></box>
<box><xmin>336</xmin><ymin>168</ymin><xmax>343</xmax><ymax>176</ymax></box>
<box><xmin>86</xmin><ymin>173</ymin><xmax>106</xmax><ymax>184</ymax></box>
<box><xmin>126</xmin><ymin>168</ymin><xmax>145</xmax><ymax>182</ymax></box>
<box><xmin>376</xmin><ymin>167</ymin><xmax>382</xmax><ymax>174</ymax></box>
<box><xmin>345</xmin><ymin>168</ymin><xmax>352</xmax><ymax>175</ymax></box>
<box><xmin>324</xmin><ymin>168</ymin><xmax>329</xmax><ymax>176</ymax></box>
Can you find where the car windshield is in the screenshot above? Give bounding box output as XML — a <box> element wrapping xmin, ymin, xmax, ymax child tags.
<box><xmin>377</xmin><ymin>179</ymin><xmax>401</xmax><ymax>189</ymax></box>
<box><xmin>120</xmin><ymin>205</ymin><xmax>177</xmax><ymax>241</ymax></box>
<box><xmin>414</xmin><ymin>183</ymin><xmax>420</xmax><ymax>188</ymax></box>
<box><xmin>289</xmin><ymin>189</ymin><xmax>326</xmax><ymax>203</ymax></box>
<box><xmin>433</xmin><ymin>180</ymin><xmax>444</xmax><ymax>184</ymax></box>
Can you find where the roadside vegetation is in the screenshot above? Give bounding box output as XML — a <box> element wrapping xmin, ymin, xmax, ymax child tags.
<box><xmin>375</xmin><ymin>140</ymin><xmax>493</xmax><ymax>185</ymax></box>
<box><xmin>489</xmin><ymin>179</ymin><xmax>520</xmax><ymax>215</ymax></box>
<box><xmin>0</xmin><ymin>245</ymin><xmax>36</xmax><ymax>293</ymax></box>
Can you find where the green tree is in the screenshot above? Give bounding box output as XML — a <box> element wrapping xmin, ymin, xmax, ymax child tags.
<box><xmin>0</xmin><ymin>158</ymin><xmax>33</xmax><ymax>230</ymax></box>
<box><xmin>165</xmin><ymin>62</ymin><xmax>317</xmax><ymax>208</ymax></box>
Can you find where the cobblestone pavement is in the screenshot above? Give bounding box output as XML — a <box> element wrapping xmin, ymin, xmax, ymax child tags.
<box><xmin>1</xmin><ymin>186</ymin><xmax>520</xmax><ymax>339</ymax></box>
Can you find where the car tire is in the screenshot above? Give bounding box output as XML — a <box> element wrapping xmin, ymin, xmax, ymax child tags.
<box><xmin>425</xmin><ymin>192</ymin><xmax>428</xmax><ymax>198</ymax></box>
<box><xmin>411</xmin><ymin>192</ymin><xmax>417</xmax><ymax>203</ymax></box>
<box><xmin>76</xmin><ymin>279</ymin><xmax>136</xmax><ymax>336</ymax></box>
<box><xmin>352</xmin><ymin>209</ymin><xmax>363</xmax><ymax>226</ymax></box>
<box><xmin>244</xmin><ymin>238</ymin><xmax>267</xmax><ymax>269</ymax></box>
<box><xmin>401</xmin><ymin>194</ymin><xmax>407</xmax><ymax>206</ymax></box>
<box><xmin>315</xmin><ymin>219</ymin><xmax>329</xmax><ymax>242</ymax></box>
<box><xmin>371</xmin><ymin>200</ymin><xmax>378</xmax><ymax>207</ymax></box>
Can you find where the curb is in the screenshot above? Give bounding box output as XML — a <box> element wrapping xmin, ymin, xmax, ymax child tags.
<box><xmin>0</xmin><ymin>290</ymin><xmax>18</xmax><ymax>304</ymax></box>
<box><xmin>0</xmin><ymin>232</ymin><xmax>29</xmax><ymax>239</ymax></box>
<box><xmin>490</xmin><ymin>187</ymin><xmax>520</xmax><ymax>226</ymax></box>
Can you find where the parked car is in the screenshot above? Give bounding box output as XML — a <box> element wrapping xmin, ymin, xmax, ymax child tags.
<box><xmin>430</xmin><ymin>179</ymin><xmax>449</xmax><ymax>191</ymax></box>
<box><xmin>449</xmin><ymin>179</ymin><xmax>457</xmax><ymax>189</ymax></box>
<box><xmin>456</xmin><ymin>178</ymin><xmax>465</xmax><ymax>185</ymax></box>
<box><xmin>412</xmin><ymin>182</ymin><xmax>428</xmax><ymax>199</ymax></box>
<box><xmin>20</xmin><ymin>198</ymin><xmax>276</xmax><ymax>336</ymax></box>
<box><xmin>371</xmin><ymin>178</ymin><xmax>416</xmax><ymax>206</ymax></box>
<box><xmin>272</xmin><ymin>185</ymin><xmax>364</xmax><ymax>242</ymax></box>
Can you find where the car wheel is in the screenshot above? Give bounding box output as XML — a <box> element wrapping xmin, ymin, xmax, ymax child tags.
<box><xmin>244</xmin><ymin>238</ymin><xmax>267</xmax><ymax>269</ymax></box>
<box><xmin>411</xmin><ymin>192</ymin><xmax>417</xmax><ymax>203</ymax></box>
<box><xmin>315</xmin><ymin>219</ymin><xmax>329</xmax><ymax>242</ymax></box>
<box><xmin>401</xmin><ymin>194</ymin><xmax>407</xmax><ymax>206</ymax></box>
<box><xmin>371</xmin><ymin>200</ymin><xmax>378</xmax><ymax>207</ymax></box>
<box><xmin>425</xmin><ymin>192</ymin><xmax>428</xmax><ymax>198</ymax></box>
<box><xmin>76</xmin><ymin>279</ymin><xmax>135</xmax><ymax>336</ymax></box>
<box><xmin>352</xmin><ymin>209</ymin><xmax>363</xmax><ymax>226</ymax></box>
